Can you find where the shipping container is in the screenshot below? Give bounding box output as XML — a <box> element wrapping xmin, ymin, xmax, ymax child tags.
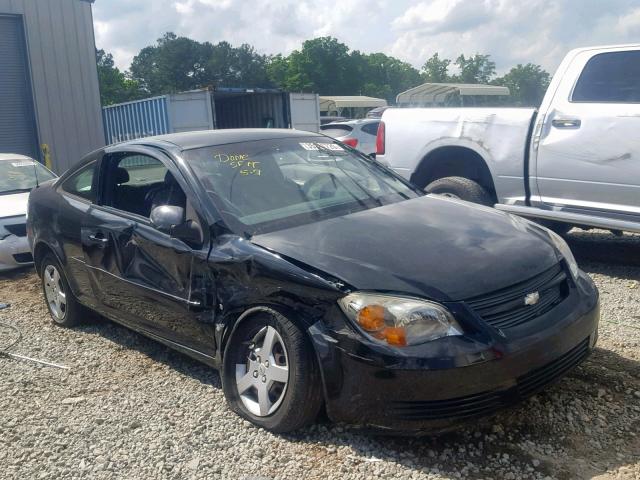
<box><xmin>103</xmin><ymin>88</ymin><xmax>320</xmax><ymax>145</ymax></box>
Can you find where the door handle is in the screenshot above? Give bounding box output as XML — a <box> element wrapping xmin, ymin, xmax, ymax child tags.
<box><xmin>552</xmin><ymin>118</ymin><xmax>581</xmax><ymax>129</ymax></box>
<box><xmin>88</xmin><ymin>233</ymin><xmax>108</xmax><ymax>245</ymax></box>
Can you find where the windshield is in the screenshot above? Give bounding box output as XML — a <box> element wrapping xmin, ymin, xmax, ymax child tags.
<box><xmin>183</xmin><ymin>136</ymin><xmax>421</xmax><ymax>235</ymax></box>
<box><xmin>0</xmin><ymin>159</ymin><xmax>56</xmax><ymax>195</ymax></box>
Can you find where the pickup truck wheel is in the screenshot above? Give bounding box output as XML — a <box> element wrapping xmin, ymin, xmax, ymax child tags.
<box><xmin>425</xmin><ymin>177</ymin><xmax>494</xmax><ymax>206</ymax></box>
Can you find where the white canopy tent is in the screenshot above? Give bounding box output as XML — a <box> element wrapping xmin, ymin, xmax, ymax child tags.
<box><xmin>396</xmin><ymin>83</ymin><xmax>510</xmax><ymax>107</ymax></box>
<box><xmin>319</xmin><ymin>96</ymin><xmax>387</xmax><ymax>115</ymax></box>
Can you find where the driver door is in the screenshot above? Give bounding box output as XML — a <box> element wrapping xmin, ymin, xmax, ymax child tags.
<box><xmin>82</xmin><ymin>149</ymin><xmax>215</xmax><ymax>354</ymax></box>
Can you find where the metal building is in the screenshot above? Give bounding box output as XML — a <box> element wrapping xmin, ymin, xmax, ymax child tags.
<box><xmin>0</xmin><ymin>0</ymin><xmax>104</xmax><ymax>173</ymax></box>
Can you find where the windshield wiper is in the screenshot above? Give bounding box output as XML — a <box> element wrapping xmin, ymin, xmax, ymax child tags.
<box><xmin>0</xmin><ymin>188</ymin><xmax>32</xmax><ymax>195</ymax></box>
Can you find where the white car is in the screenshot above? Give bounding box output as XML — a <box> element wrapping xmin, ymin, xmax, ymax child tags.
<box><xmin>0</xmin><ymin>154</ymin><xmax>56</xmax><ymax>271</ymax></box>
<box><xmin>320</xmin><ymin>119</ymin><xmax>380</xmax><ymax>156</ymax></box>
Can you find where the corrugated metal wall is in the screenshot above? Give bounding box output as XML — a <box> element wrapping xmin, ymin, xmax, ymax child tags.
<box><xmin>0</xmin><ymin>0</ymin><xmax>104</xmax><ymax>173</ymax></box>
<box><xmin>103</xmin><ymin>96</ymin><xmax>170</xmax><ymax>145</ymax></box>
<box><xmin>0</xmin><ymin>16</ymin><xmax>39</xmax><ymax>159</ymax></box>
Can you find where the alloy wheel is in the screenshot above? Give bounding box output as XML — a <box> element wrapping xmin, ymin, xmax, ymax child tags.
<box><xmin>235</xmin><ymin>325</ymin><xmax>289</xmax><ymax>417</ymax></box>
<box><xmin>43</xmin><ymin>265</ymin><xmax>67</xmax><ymax>322</ymax></box>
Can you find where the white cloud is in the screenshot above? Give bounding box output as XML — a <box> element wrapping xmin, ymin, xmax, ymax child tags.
<box><xmin>93</xmin><ymin>0</ymin><xmax>640</xmax><ymax>77</ymax></box>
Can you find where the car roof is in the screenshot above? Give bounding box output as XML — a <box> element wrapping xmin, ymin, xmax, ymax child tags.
<box><xmin>118</xmin><ymin>128</ymin><xmax>322</xmax><ymax>151</ymax></box>
<box><xmin>0</xmin><ymin>153</ymin><xmax>35</xmax><ymax>161</ymax></box>
<box><xmin>322</xmin><ymin>118</ymin><xmax>379</xmax><ymax>127</ymax></box>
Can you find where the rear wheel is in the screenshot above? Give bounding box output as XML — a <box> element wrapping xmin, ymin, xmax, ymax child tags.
<box><xmin>425</xmin><ymin>176</ymin><xmax>494</xmax><ymax>206</ymax></box>
<box><xmin>40</xmin><ymin>254</ymin><xmax>83</xmax><ymax>327</ymax></box>
<box><xmin>222</xmin><ymin>311</ymin><xmax>323</xmax><ymax>433</ymax></box>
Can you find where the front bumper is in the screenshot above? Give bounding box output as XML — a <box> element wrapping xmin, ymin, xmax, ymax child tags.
<box><xmin>310</xmin><ymin>271</ymin><xmax>600</xmax><ymax>433</ymax></box>
<box><xmin>0</xmin><ymin>234</ymin><xmax>33</xmax><ymax>271</ymax></box>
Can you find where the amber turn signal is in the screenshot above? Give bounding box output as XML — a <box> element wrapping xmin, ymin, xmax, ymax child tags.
<box><xmin>383</xmin><ymin>327</ymin><xmax>407</xmax><ymax>346</ymax></box>
<box><xmin>357</xmin><ymin>305</ymin><xmax>385</xmax><ymax>331</ymax></box>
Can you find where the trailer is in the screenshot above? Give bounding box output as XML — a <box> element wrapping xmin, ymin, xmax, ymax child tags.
<box><xmin>102</xmin><ymin>88</ymin><xmax>320</xmax><ymax>145</ymax></box>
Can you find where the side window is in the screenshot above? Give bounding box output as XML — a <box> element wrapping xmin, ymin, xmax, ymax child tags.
<box><xmin>107</xmin><ymin>153</ymin><xmax>186</xmax><ymax>218</ymax></box>
<box><xmin>60</xmin><ymin>163</ymin><xmax>96</xmax><ymax>202</ymax></box>
<box><xmin>361</xmin><ymin>122</ymin><xmax>380</xmax><ymax>136</ymax></box>
<box><xmin>572</xmin><ymin>51</ymin><xmax>640</xmax><ymax>103</ymax></box>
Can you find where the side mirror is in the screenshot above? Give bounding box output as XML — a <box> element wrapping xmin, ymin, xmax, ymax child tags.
<box><xmin>150</xmin><ymin>205</ymin><xmax>185</xmax><ymax>233</ymax></box>
<box><xmin>150</xmin><ymin>205</ymin><xmax>203</xmax><ymax>246</ymax></box>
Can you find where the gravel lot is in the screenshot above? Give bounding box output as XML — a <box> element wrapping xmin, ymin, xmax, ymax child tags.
<box><xmin>1</xmin><ymin>229</ymin><xmax>639</xmax><ymax>480</ymax></box>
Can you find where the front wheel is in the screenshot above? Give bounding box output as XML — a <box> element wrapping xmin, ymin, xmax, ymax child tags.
<box><xmin>425</xmin><ymin>176</ymin><xmax>494</xmax><ymax>206</ymax></box>
<box><xmin>222</xmin><ymin>310</ymin><xmax>323</xmax><ymax>433</ymax></box>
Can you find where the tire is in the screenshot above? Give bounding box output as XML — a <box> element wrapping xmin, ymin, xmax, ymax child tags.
<box><xmin>222</xmin><ymin>310</ymin><xmax>323</xmax><ymax>433</ymax></box>
<box><xmin>40</xmin><ymin>253</ymin><xmax>83</xmax><ymax>328</ymax></box>
<box><xmin>425</xmin><ymin>176</ymin><xmax>494</xmax><ymax>206</ymax></box>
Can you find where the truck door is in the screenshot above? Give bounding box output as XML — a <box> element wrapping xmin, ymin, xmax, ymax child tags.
<box><xmin>534</xmin><ymin>48</ymin><xmax>640</xmax><ymax>216</ymax></box>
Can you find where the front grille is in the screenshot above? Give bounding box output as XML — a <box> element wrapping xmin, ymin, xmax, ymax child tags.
<box><xmin>465</xmin><ymin>263</ymin><xmax>569</xmax><ymax>330</ymax></box>
<box><xmin>5</xmin><ymin>223</ymin><xmax>27</xmax><ymax>237</ymax></box>
<box><xmin>517</xmin><ymin>338</ymin><xmax>589</xmax><ymax>397</ymax></box>
<box><xmin>389</xmin><ymin>337</ymin><xmax>590</xmax><ymax>421</ymax></box>
<box><xmin>390</xmin><ymin>391</ymin><xmax>504</xmax><ymax>421</ymax></box>
<box><xmin>13</xmin><ymin>252</ymin><xmax>33</xmax><ymax>263</ymax></box>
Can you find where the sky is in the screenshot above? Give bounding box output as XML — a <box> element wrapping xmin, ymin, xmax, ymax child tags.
<box><xmin>93</xmin><ymin>0</ymin><xmax>640</xmax><ymax>75</ymax></box>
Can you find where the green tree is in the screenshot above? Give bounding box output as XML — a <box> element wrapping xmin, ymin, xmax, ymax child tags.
<box><xmin>96</xmin><ymin>49</ymin><xmax>143</xmax><ymax>105</ymax></box>
<box><xmin>271</xmin><ymin>37</ymin><xmax>356</xmax><ymax>94</ymax></box>
<box><xmin>493</xmin><ymin>63</ymin><xmax>551</xmax><ymax>106</ymax></box>
<box><xmin>130</xmin><ymin>33</ymin><xmax>213</xmax><ymax>94</ymax></box>
<box><xmin>130</xmin><ymin>33</ymin><xmax>274</xmax><ymax>96</ymax></box>
<box><xmin>266</xmin><ymin>38</ymin><xmax>421</xmax><ymax>103</ymax></box>
<box><xmin>361</xmin><ymin>52</ymin><xmax>422</xmax><ymax>103</ymax></box>
<box><xmin>454</xmin><ymin>54</ymin><xmax>496</xmax><ymax>83</ymax></box>
<box><xmin>421</xmin><ymin>53</ymin><xmax>451</xmax><ymax>83</ymax></box>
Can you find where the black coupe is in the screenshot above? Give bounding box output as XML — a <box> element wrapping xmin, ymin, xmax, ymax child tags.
<box><xmin>27</xmin><ymin>129</ymin><xmax>599</xmax><ymax>433</ymax></box>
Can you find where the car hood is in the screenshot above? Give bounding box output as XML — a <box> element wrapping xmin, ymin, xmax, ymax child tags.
<box><xmin>252</xmin><ymin>195</ymin><xmax>560</xmax><ymax>301</ymax></box>
<box><xmin>0</xmin><ymin>192</ymin><xmax>29</xmax><ymax>218</ymax></box>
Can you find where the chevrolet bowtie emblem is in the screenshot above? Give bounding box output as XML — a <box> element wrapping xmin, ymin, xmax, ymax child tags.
<box><xmin>524</xmin><ymin>291</ymin><xmax>540</xmax><ymax>306</ymax></box>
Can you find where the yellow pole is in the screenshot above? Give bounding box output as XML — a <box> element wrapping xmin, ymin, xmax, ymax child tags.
<box><xmin>40</xmin><ymin>144</ymin><xmax>52</xmax><ymax>170</ymax></box>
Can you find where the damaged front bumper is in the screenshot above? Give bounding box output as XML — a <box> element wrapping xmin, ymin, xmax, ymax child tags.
<box><xmin>309</xmin><ymin>271</ymin><xmax>600</xmax><ymax>434</ymax></box>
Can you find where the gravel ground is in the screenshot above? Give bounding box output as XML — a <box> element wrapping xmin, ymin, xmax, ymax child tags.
<box><xmin>0</xmin><ymin>229</ymin><xmax>639</xmax><ymax>480</ymax></box>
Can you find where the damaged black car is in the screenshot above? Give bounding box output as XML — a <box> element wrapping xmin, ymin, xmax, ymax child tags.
<box><xmin>27</xmin><ymin>129</ymin><xmax>599</xmax><ymax>434</ymax></box>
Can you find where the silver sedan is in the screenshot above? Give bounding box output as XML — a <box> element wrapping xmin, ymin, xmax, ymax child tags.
<box><xmin>0</xmin><ymin>154</ymin><xmax>56</xmax><ymax>271</ymax></box>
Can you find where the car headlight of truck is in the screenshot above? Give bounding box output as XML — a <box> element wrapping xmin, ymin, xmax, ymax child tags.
<box><xmin>0</xmin><ymin>224</ymin><xmax>10</xmax><ymax>240</ymax></box>
<box><xmin>338</xmin><ymin>293</ymin><xmax>463</xmax><ymax>347</ymax></box>
<box><xmin>547</xmin><ymin>230</ymin><xmax>579</xmax><ymax>279</ymax></box>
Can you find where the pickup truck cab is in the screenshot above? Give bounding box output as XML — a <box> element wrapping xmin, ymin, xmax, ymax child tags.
<box><xmin>376</xmin><ymin>44</ymin><xmax>640</xmax><ymax>234</ymax></box>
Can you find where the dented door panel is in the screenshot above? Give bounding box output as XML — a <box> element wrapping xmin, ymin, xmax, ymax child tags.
<box><xmin>82</xmin><ymin>205</ymin><xmax>216</xmax><ymax>353</ymax></box>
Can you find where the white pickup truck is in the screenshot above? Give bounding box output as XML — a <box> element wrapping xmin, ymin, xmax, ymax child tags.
<box><xmin>376</xmin><ymin>44</ymin><xmax>640</xmax><ymax>234</ymax></box>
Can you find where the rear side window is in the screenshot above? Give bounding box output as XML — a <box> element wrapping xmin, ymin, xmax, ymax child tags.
<box><xmin>60</xmin><ymin>162</ymin><xmax>96</xmax><ymax>202</ymax></box>
<box><xmin>572</xmin><ymin>51</ymin><xmax>640</xmax><ymax>103</ymax></box>
<box><xmin>360</xmin><ymin>122</ymin><xmax>380</xmax><ymax>136</ymax></box>
<box><xmin>320</xmin><ymin>124</ymin><xmax>353</xmax><ymax>137</ymax></box>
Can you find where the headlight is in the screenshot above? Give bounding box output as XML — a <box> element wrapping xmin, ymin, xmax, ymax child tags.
<box><xmin>547</xmin><ymin>229</ymin><xmax>579</xmax><ymax>279</ymax></box>
<box><xmin>338</xmin><ymin>293</ymin><xmax>463</xmax><ymax>347</ymax></box>
<box><xmin>0</xmin><ymin>224</ymin><xmax>9</xmax><ymax>240</ymax></box>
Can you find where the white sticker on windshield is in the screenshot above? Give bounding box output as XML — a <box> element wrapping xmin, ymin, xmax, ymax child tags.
<box><xmin>11</xmin><ymin>161</ymin><xmax>35</xmax><ymax>167</ymax></box>
<box><xmin>299</xmin><ymin>142</ymin><xmax>344</xmax><ymax>151</ymax></box>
